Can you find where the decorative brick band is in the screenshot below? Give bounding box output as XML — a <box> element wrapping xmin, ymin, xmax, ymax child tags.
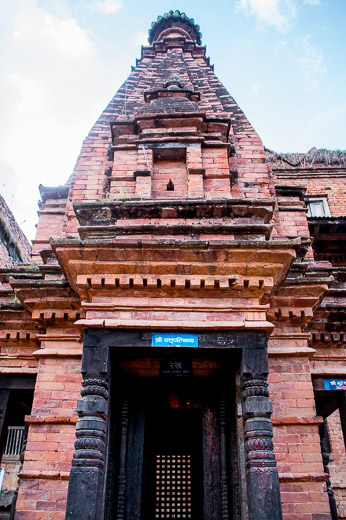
<box><xmin>312</xmin><ymin>332</ymin><xmax>346</xmax><ymax>343</ymax></box>
<box><xmin>272</xmin><ymin>416</ymin><xmax>323</xmax><ymax>425</ymax></box>
<box><xmin>279</xmin><ymin>472</ymin><xmax>328</xmax><ymax>483</ymax></box>
<box><xmin>25</xmin><ymin>415</ymin><xmax>78</xmax><ymax>425</ymax></box>
<box><xmin>268</xmin><ymin>346</ymin><xmax>315</xmax><ymax>357</ymax></box>
<box><xmin>32</xmin><ymin>348</ymin><xmax>82</xmax><ymax>358</ymax></box>
<box><xmin>0</xmin><ymin>330</ymin><xmax>36</xmax><ymax>340</ymax></box>
<box><xmin>37</xmin><ymin>334</ymin><xmax>82</xmax><ymax>341</ymax></box>
<box><xmin>77</xmin><ymin>273</ymin><xmax>273</xmax><ymax>291</ymax></box>
<box><xmin>19</xmin><ymin>470</ymin><xmax>70</xmax><ymax>481</ymax></box>
<box><xmin>76</xmin><ymin>318</ymin><xmax>274</xmax><ymax>332</ymax></box>
<box><xmin>270</xmin><ymin>333</ymin><xmax>311</xmax><ymax>340</ymax></box>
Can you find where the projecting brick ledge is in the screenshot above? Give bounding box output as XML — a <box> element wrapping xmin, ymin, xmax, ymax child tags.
<box><xmin>19</xmin><ymin>470</ymin><xmax>70</xmax><ymax>481</ymax></box>
<box><xmin>279</xmin><ymin>472</ymin><xmax>328</xmax><ymax>483</ymax></box>
<box><xmin>25</xmin><ymin>415</ymin><xmax>78</xmax><ymax>425</ymax></box>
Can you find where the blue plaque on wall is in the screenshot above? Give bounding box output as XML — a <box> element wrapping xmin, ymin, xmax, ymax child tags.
<box><xmin>324</xmin><ymin>379</ymin><xmax>346</xmax><ymax>390</ymax></box>
<box><xmin>152</xmin><ymin>333</ymin><xmax>198</xmax><ymax>347</ymax></box>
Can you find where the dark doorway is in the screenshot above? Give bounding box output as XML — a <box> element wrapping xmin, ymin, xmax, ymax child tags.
<box><xmin>107</xmin><ymin>365</ymin><xmax>239</xmax><ymax>520</ymax></box>
<box><xmin>0</xmin><ymin>377</ymin><xmax>35</xmax><ymax>520</ymax></box>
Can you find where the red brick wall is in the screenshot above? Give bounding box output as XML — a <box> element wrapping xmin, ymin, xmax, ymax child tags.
<box><xmin>268</xmin><ymin>349</ymin><xmax>331</xmax><ymax>520</ymax></box>
<box><xmin>326</xmin><ymin>409</ymin><xmax>346</xmax><ymax>519</ymax></box>
<box><xmin>15</xmin><ymin>352</ymin><xmax>81</xmax><ymax>520</ymax></box>
<box><xmin>274</xmin><ymin>171</ymin><xmax>346</xmax><ymax>218</ymax></box>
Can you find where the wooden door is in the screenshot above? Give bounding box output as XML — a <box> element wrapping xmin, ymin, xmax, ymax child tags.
<box><xmin>109</xmin><ymin>376</ymin><xmax>236</xmax><ymax>520</ymax></box>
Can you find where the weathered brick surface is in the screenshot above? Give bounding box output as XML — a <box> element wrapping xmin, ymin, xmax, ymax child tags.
<box><xmin>59</xmin><ymin>41</ymin><xmax>272</xmax><ymax>238</ymax></box>
<box><xmin>4</xmin><ymin>10</ymin><xmax>345</xmax><ymax>520</ymax></box>
<box><xmin>279</xmin><ymin>481</ymin><xmax>331</xmax><ymax>518</ymax></box>
<box><xmin>15</xmin><ymin>352</ymin><xmax>81</xmax><ymax>519</ymax></box>
<box><xmin>326</xmin><ymin>409</ymin><xmax>346</xmax><ymax>518</ymax></box>
<box><xmin>269</xmin><ymin>353</ymin><xmax>324</xmax><ymax>474</ymax></box>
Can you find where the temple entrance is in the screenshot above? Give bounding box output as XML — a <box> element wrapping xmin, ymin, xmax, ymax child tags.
<box><xmin>66</xmin><ymin>330</ymin><xmax>282</xmax><ymax>520</ymax></box>
<box><xmin>108</xmin><ymin>358</ymin><xmax>240</xmax><ymax>520</ymax></box>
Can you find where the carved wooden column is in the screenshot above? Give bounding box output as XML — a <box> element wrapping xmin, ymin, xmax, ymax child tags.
<box><xmin>65</xmin><ymin>344</ymin><xmax>110</xmax><ymax>520</ymax></box>
<box><xmin>241</xmin><ymin>344</ymin><xmax>283</xmax><ymax>520</ymax></box>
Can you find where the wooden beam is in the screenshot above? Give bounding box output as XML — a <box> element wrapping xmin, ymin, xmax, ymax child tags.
<box><xmin>0</xmin><ymin>375</ymin><xmax>36</xmax><ymax>390</ymax></box>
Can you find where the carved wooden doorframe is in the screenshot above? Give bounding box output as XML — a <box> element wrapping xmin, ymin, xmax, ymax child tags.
<box><xmin>65</xmin><ymin>330</ymin><xmax>283</xmax><ymax>520</ymax></box>
<box><xmin>109</xmin><ymin>372</ymin><xmax>236</xmax><ymax>520</ymax></box>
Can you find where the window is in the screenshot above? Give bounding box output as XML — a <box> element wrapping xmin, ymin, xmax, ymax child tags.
<box><xmin>306</xmin><ymin>197</ymin><xmax>331</xmax><ymax>218</ymax></box>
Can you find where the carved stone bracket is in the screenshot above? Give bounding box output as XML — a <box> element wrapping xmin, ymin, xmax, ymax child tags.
<box><xmin>241</xmin><ymin>347</ymin><xmax>283</xmax><ymax>520</ymax></box>
<box><xmin>65</xmin><ymin>346</ymin><xmax>110</xmax><ymax>520</ymax></box>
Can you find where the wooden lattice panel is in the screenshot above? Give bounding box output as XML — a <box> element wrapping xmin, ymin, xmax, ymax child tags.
<box><xmin>155</xmin><ymin>454</ymin><xmax>192</xmax><ymax>519</ymax></box>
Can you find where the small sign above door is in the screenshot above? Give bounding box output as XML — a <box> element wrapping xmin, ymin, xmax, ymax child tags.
<box><xmin>152</xmin><ymin>333</ymin><xmax>199</xmax><ymax>348</ymax></box>
<box><xmin>324</xmin><ymin>379</ymin><xmax>346</xmax><ymax>390</ymax></box>
<box><xmin>160</xmin><ymin>360</ymin><xmax>193</xmax><ymax>377</ymax></box>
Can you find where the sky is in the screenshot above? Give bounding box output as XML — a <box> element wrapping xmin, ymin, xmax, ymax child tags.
<box><xmin>0</xmin><ymin>0</ymin><xmax>345</xmax><ymax>240</ymax></box>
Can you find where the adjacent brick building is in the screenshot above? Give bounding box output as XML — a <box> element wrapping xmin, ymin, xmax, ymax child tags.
<box><xmin>0</xmin><ymin>11</ymin><xmax>345</xmax><ymax>520</ymax></box>
<box><xmin>0</xmin><ymin>195</ymin><xmax>30</xmax><ymax>268</ymax></box>
<box><xmin>0</xmin><ymin>195</ymin><xmax>31</xmax><ymax>518</ymax></box>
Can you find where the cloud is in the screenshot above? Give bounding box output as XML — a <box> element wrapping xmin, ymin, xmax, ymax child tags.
<box><xmin>250</xmin><ymin>81</ymin><xmax>260</xmax><ymax>96</ymax></box>
<box><xmin>304</xmin><ymin>0</ymin><xmax>320</xmax><ymax>5</ymax></box>
<box><xmin>88</xmin><ymin>0</ymin><xmax>122</xmax><ymax>14</ymax></box>
<box><xmin>12</xmin><ymin>10</ymin><xmax>93</xmax><ymax>58</ymax></box>
<box><xmin>132</xmin><ymin>31</ymin><xmax>148</xmax><ymax>47</ymax></box>
<box><xmin>298</xmin><ymin>35</ymin><xmax>326</xmax><ymax>92</ymax></box>
<box><xmin>0</xmin><ymin>0</ymin><xmax>115</xmax><ymax>239</ymax></box>
<box><xmin>235</xmin><ymin>0</ymin><xmax>297</xmax><ymax>32</ymax></box>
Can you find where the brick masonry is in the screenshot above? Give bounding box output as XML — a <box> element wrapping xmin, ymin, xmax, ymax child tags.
<box><xmin>0</xmin><ymin>10</ymin><xmax>344</xmax><ymax>520</ymax></box>
<box><xmin>327</xmin><ymin>410</ymin><xmax>346</xmax><ymax>519</ymax></box>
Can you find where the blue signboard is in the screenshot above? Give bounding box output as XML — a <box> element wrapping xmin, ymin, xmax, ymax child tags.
<box><xmin>152</xmin><ymin>333</ymin><xmax>198</xmax><ymax>348</ymax></box>
<box><xmin>324</xmin><ymin>379</ymin><xmax>346</xmax><ymax>390</ymax></box>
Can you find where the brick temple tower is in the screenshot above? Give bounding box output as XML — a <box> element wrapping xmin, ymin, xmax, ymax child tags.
<box><xmin>1</xmin><ymin>10</ymin><xmax>345</xmax><ymax>520</ymax></box>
